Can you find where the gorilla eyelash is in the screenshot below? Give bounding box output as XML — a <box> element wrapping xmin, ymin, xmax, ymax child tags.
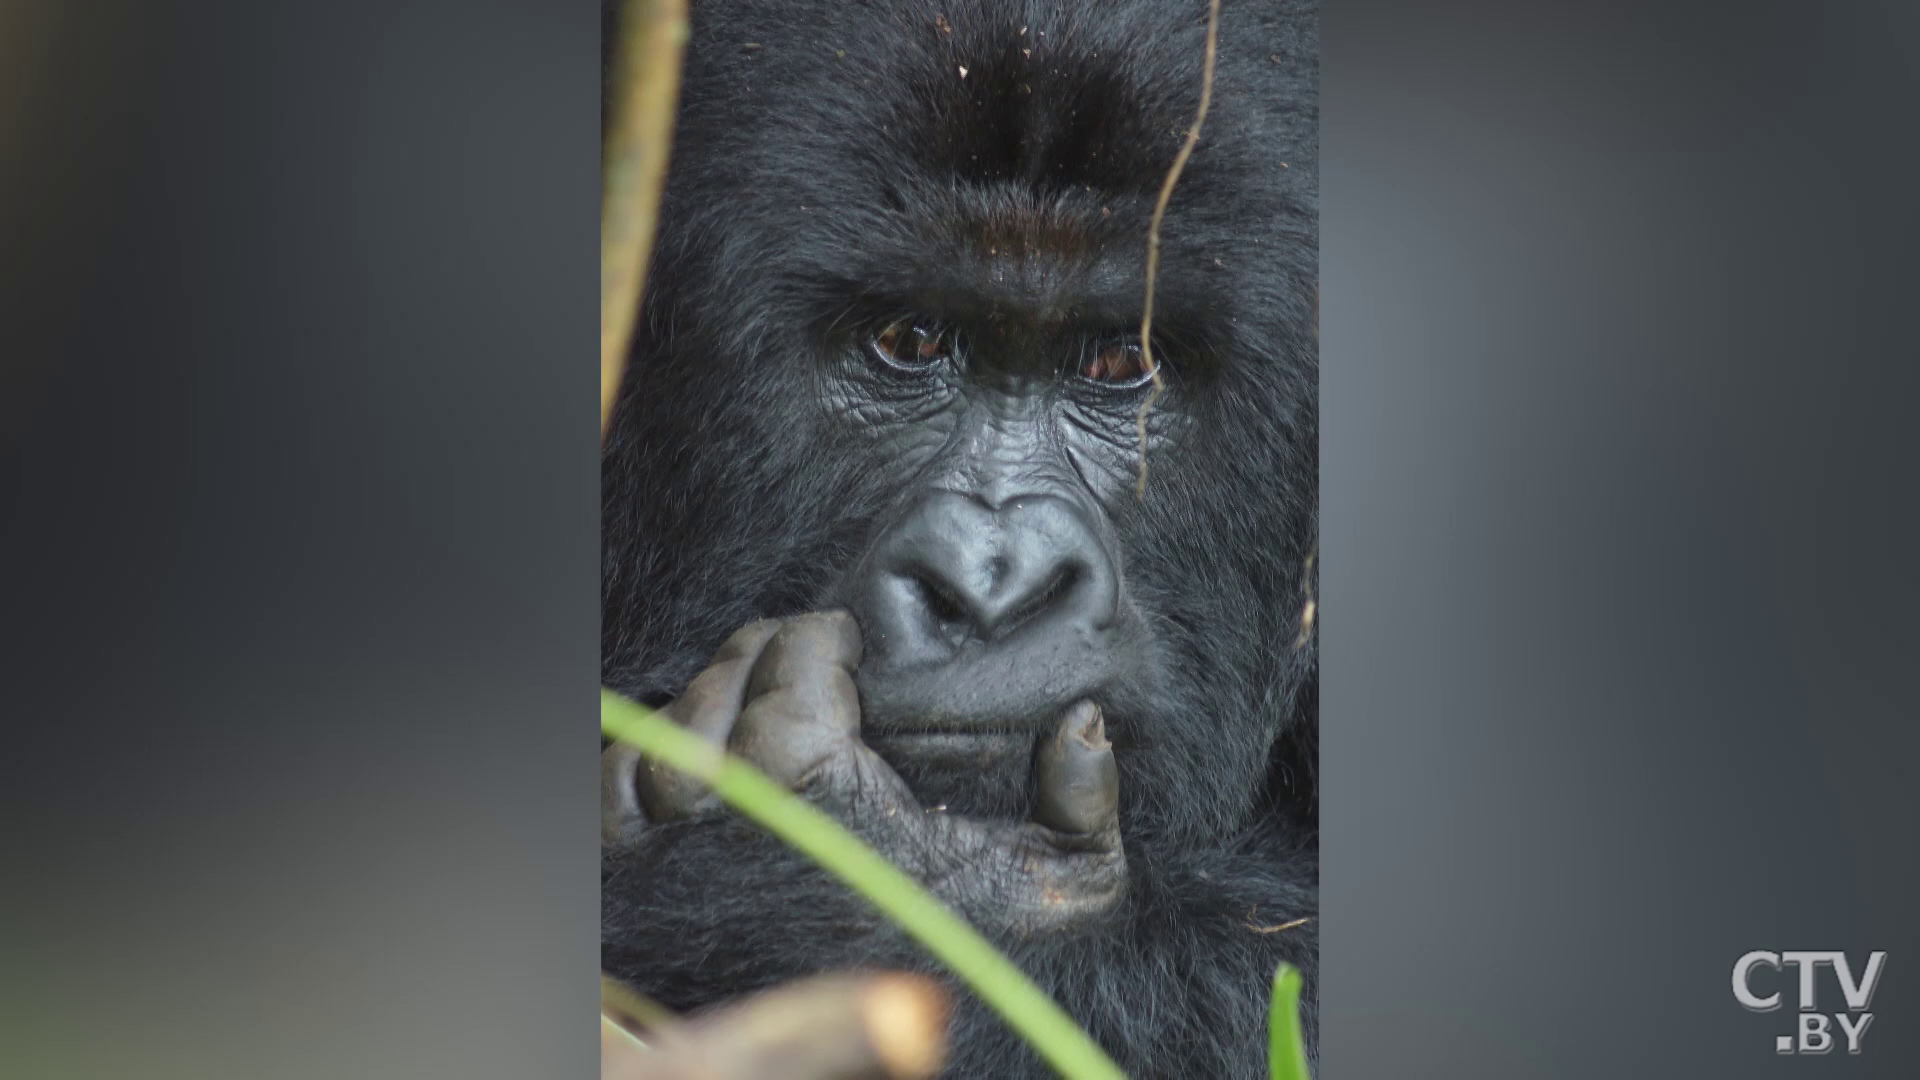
<box><xmin>868</xmin><ymin>317</ymin><xmax>958</xmax><ymax>373</ymax></box>
<box><xmin>1075</xmin><ymin>335</ymin><xmax>1165</xmax><ymax>390</ymax></box>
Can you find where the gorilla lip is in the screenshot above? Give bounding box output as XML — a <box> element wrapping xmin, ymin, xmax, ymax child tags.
<box><xmin>862</xmin><ymin>698</ymin><xmax>1107</xmax><ymax>768</ymax></box>
<box><xmin>864</xmin><ymin>728</ymin><xmax>1032</xmax><ymax>756</ymax></box>
<box><xmin>863</xmin><ymin>730</ymin><xmax>1035</xmax><ymax>787</ymax></box>
<box><xmin>853</xmin><ymin>637</ymin><xmax>1126</xmax><ymax>730</ymax></box>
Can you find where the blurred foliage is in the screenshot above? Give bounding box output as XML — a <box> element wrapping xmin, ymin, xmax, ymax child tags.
<box><xmin>1268</xmin><ymin>964</ymin><xmax>1311</xmax><ymax>1080</ymax></box>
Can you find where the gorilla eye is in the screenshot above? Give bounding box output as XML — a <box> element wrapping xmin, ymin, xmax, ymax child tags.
<box><xmin>870</xmin><ymin>319</ymin><xmax>953</xmax><ymax>372</ymax></box>
<box><xmin>1079</xmin><ymin>339</ymin><xmax>1156</xmax><ymax>388</ymax></box>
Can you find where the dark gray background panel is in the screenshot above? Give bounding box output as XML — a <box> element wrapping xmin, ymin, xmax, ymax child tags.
<box><xmin>2</xmin><ymin>3</ymin><xmax>602</xmax><ymax>1078</ymax></box>
<box><xmin>1322</xmin><ymin>1</ymin><xmax>1920</xmax><ymax>1076</ymax></box>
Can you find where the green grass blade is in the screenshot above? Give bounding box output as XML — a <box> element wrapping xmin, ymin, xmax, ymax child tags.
<box><xmin>1268</xmin><ymin>962</ymin><xmax>1310</xmax><ymax>1080</ymax></box>
<box><xmin>601</xmin><ymin>688</ymin><xmax>1128</xmax><ymax>1080</ymax></box>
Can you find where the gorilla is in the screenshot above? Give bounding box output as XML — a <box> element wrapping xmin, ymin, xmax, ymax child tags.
<box><xmin>601</xmin><ymin>1</ymin><xmax>1318</xmax><ymax>1075</ymax></box>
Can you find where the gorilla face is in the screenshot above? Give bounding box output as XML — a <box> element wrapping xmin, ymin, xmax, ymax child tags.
<box><xmin>604</xmin><ymin>0</ymin><xmax>1316</xmax><ymax>963</ymax></box>
<box><xmin>819</xmin><ymin>306</ymin><xmax>1176</xmax><ymax>817</ymax></box>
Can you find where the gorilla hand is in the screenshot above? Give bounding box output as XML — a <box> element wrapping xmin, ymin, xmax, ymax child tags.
<box><xmin>602</xmin><ymin>611</ymin><xmax>1127</xmax><ymax>935</ymax></box>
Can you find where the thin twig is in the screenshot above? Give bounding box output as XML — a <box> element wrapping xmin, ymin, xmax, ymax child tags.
<box><xmin>1294</xmin><ymin>545</ymin><xmax>1317</xmax><ymax>649</ymax></box>
<box><xmin>1247</xmin><ymin>915</ymin><xmax>1313</xmax><ymax>935</ymax></box>
<box><xmin>602</xmin><ymin>0</ymin><xmax>690</xmax><ymax>439</ymax></box>
<box><xmin>1135</xmin><ymin>0</ymin><xmax>1222</xmax><ymax>498</ymax></box>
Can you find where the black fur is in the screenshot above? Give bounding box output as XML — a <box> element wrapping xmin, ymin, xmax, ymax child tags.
<box><xmin>603</xmin><ymin>1</ymin><xmax>1318</xmax><ymax>1075</ymax></box>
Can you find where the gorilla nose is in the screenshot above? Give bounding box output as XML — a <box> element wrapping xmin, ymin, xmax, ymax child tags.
<box><xmin>859</xmin><ymin>492</ymin><xmax>1118</xmax><ymax>666</ymax></box>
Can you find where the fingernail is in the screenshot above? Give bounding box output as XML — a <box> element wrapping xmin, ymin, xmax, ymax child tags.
<box><xmin>1073</xmin><ymin>702</ymin><xmax>1108</xmax><ymax>750</ymax></box>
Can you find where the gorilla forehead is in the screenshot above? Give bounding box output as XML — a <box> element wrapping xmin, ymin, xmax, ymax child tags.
<box><xmin>680</xmin><ymin>0</ymin><xmax>1316</xmax><ymax>173</ymax></box>
<box><xmin>663</xmin><ymin>0</ymin><xmax>1317</xmax><ymax>330</ymax></box>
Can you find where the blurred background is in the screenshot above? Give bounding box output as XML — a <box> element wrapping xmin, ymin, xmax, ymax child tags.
<box><xmin>4</xmin><ymin>0</ymin><xmax>1916</xmax><ymax>1077</ymax></box>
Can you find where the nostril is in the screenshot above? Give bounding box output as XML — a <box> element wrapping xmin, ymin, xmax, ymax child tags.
<box><xmin>904</xmin><ymin>560</ymin><xmax>1080</xmax><ymax>645</ymax></box>
<box><xmin>987</xmin><ymin>555</ymin><xmax>1010</xmax><ymax>587</ymax></box>
<box><xmin>997</xmin><ymin>563</ymin><xmax>1081</xmax><ymax>637</ymax></box>
<box><xmin>912</xmin><ymin>572</ymin><xmax>974</xmax><ymax>642</ymax></box>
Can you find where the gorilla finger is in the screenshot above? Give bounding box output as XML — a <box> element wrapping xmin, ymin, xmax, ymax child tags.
<box><xmin>638</xmin><ymin>656</ymin><xmax>760</xmax><ymax>821</ymax></box>
<box><xmin>601</xmin><ymin>741</ymin><xmax>647</xmax><ymax>844</ymax></box>
<box><xmin>709</xmin><ymin>618</ymin><xmax>783</xmax><ymax>665</ymax></box>
<box><xmin>1030</xmin><ymin>701</ymin><xmax>1119</xmax><ymax>841</ymax></box>
<box><xmin>663</xmin><ymin>656</ymin><xmax>760</xmax><ymax>739</ymax></box>
<box><xmin>742</xmin><ymin>611</ymin><xmax>864</xmax><ymax>702</ymax></box>
<box><xmin>731</xmin><ymin>666</ymin><xmax>865</xmax><ymax>789</ymax></box>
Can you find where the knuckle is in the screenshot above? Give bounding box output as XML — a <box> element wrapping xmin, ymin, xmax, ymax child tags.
<box><xmin>712</xmin><ymin>619</ymin><xmax>782</xmax><ymax>662</ymax></box>
<box><xmin>682</xmin><ymin>656</ymin><xmax>749</xmax><ymax>697</ymax></box>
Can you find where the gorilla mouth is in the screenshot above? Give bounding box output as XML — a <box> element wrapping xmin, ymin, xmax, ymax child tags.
<box><xmin>862</xmin><ymin>708</ymin><xmax>1094</xmax><ymax>819</ymax></box>
<box><xmin>850</xmin><ymin>610</ymin><xmax>1141</xmax><ymax>785</ymax></box>
<box><xmin>863</xmin><ymin>713</ymin><xmax>1043</xmax><ymax>758</ymax></box>
<box><xmin>872</xmin><ymin>726</ymin><xmax>1029</xmax><ymax>739</ymax></box>
<box><xmin>866</xmin><ymin>729</ymin><xmax>1034</xmax><ymax>765</ymax></box>
<box><xmin>855</xmin><ymin>645</ymin><xmax>1122</xmax><ymax>737</ymax></box>
<box><xmin>852</xmin><ymin>638</ymin><xmax>1145</xmax><ymax>819</ymax></box>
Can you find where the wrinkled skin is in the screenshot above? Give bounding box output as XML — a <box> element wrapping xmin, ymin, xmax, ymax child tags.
<box><xmin>602</xmin><ymin>1</ymin><xmax>1318</xmax><ymax>1076</ymax></box>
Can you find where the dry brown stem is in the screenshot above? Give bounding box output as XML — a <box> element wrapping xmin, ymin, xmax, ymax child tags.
<box><xmin>602</xmin><ymin>0</ymin><xmax>690</xmax><ymax>439</ymax></box>
<box><xmin>602</xmin><ymin>973</ymin><xmax>950</xmax><ymax>1080</ymax></box>
<box><xmin>1247</xmin><ymin>915</ymin><xmax>1314</xmax><ymax>935</ymax></box>
<box><xmin>1135</xmin><ymin>0</ymin><xmax>1222</xmax><ymax>497</ymax></box>
<box><xmin>1295</xmin><ymin>545</ymin><xmax>1317</xmax><ymax>649</ymax></box>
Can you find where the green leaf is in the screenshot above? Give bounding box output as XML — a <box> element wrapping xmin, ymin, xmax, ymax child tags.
<box><xmin>1268</xmin><ymin>962</ymin><xmax>1311</xmax><ymax>1080</ymax></box>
